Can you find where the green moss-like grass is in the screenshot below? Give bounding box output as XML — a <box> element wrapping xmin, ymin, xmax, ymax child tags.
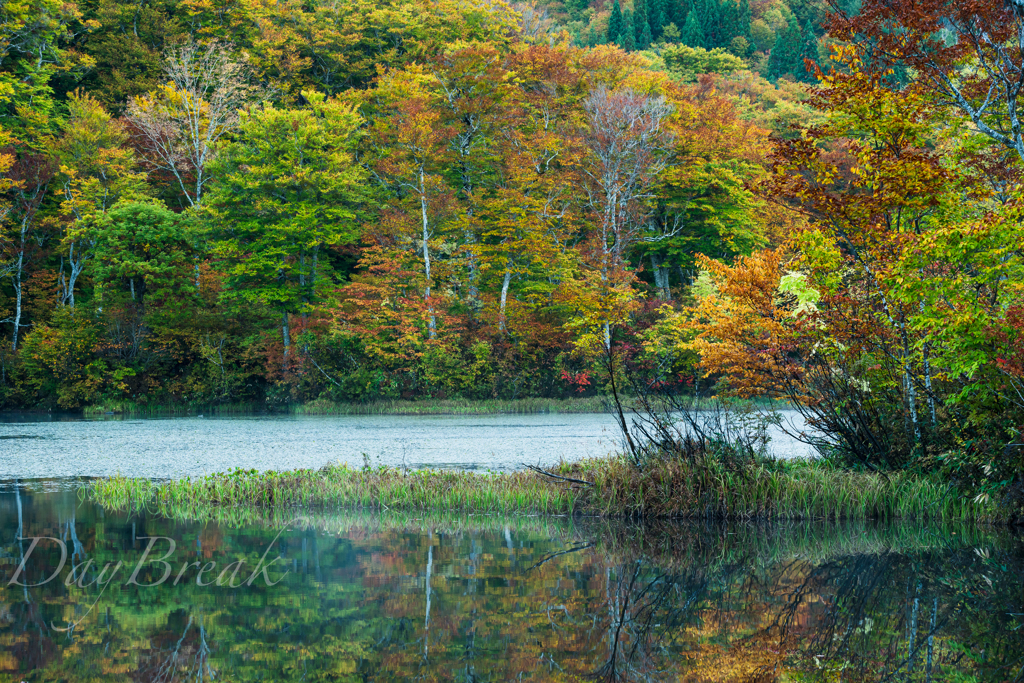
<box><xmin>88</xmin><ymin>456</ymin><xmax>999</xmax><ymax>524</ymax></box>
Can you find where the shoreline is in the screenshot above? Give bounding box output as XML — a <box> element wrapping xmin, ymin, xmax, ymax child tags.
<box><xmin>1</xmin><ymin>395</ymin><xmax>796</xmax><ymax>418</ymax></box>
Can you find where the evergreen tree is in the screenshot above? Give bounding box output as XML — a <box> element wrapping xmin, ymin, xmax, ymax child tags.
<box><xmin>719</xmin><ymin>0</ymin><xmax>738</xmax><ymax>43</ymax></box>
<box><xmin>649</xmin><ymin>0</ymin><xmax>665</xmax><ymax>37</ymax></box>
<box><xmin>796</xmin><ymin>20</ymin><xmax>819</xmax><ymax>82</ymax></box>
<box><xmin>634</xmin><ymin>0</ymin><xmax>650</xmax><ymax>46</ymax></box>
<box><xmin>694</xmin><ymin>0</ymin><xmax>720</xmax><ymax>47</ymax></box>
<box><xmin>622</xmin><ymin>9</ymin><xmax>637</xmax><ymax>49</ymax></box>
<box><xmin>737</xmin><ymin>0</ymin><xmax>751</xmax><ymax>36</ymax></box>
<box><xmin>607</xmin><ymin>0</ymin><xmax>624</xmax><ymax>44</ymax></box>
<box><xmin>767</xmin><ymin>21</ymin><xmax>801</xmax><ymax>80</ymax></box>
<box><xmin>723</xmin><ymin>0</ymin><xmax>750</xmax><ymax>44</ymax></box>
<box><xmin>669</xmin><ymin>0</ymin><xmax>688</xmax><ymax>32</ymax></box>
<box><xmin>639</xmin><ymin>19</ymin><xmax>653</xmax><ymax>48</ymax></box>
<box><xmin>681</xmin><ymin>9</ymin><xmax>705</xmax><ymax>47</ymax></box>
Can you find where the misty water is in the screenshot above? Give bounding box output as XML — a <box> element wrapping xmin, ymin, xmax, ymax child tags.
<box><xmin>0</xmin><ymin>482</ymin><xmax>1021</xmax><ymax>682</ymax></box>
<box><xmin>0</xmin><ymin>412</ymin><xmax>816</xmax><ymax>481</ymax></box>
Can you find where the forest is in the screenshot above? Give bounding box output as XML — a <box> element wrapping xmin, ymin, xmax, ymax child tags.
<box><xmin>1</xmin><ymin>1</ymin><xmax>1023</xmax><ymax>509</ymax></box>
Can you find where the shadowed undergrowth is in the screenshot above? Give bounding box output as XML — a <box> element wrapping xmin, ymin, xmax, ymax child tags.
<box><xmin>89</xmin><ymin>455</ymin><xmax>999</xmax><ymax>524</ymax></box>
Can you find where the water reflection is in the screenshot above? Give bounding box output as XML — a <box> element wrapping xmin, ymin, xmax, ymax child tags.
<box><xmin>0</xmin><ymin>483</ymin><xmax>1021</xmax><ymax>682</ymax></box>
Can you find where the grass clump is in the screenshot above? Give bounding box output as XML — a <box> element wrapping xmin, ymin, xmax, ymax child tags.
<box><xmin>89</xmin><ymin>455</ymin><xmax>1000</xmax><ymax>523</ymax></box>
<box><xmin>559</xmin><ymin>457</ymin><xmax>992</xmax><ymax>522</ymax></box>
<box><xmin>91</xmin><ymin>464</ymin><xmax>578</xmax><ymax>522</ymax></box>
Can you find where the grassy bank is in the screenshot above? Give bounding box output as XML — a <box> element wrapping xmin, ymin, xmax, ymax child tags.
<box><xmin>82</xmin><ymin>400</ymin><xmax>265</xmax><ymax>417</ymax></box>
<box><xmin>79</xmin><ymin>396</ymin><xmax>613</xmax><ymax>417</ymax></box>
<box><xmin>293</xmin><ymin>396</ymin><xmax>612</xmax><ymax>415</ymax></box>
<box><xmin>89</xmin><ymin>455</ymin><xmax>1000</xmax><ymax>524</ymax></box>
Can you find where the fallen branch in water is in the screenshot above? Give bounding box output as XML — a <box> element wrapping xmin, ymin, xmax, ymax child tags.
<box><xmin>522</xmin><ymin>464</ymin><xmax>594</xmax><ymax>487</ymax></box>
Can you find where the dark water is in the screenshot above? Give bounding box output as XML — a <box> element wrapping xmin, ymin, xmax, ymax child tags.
<box><xmin>0</xmin><ymin>482</ymin><xmax>1021</xmax><ymax>682</ymax></box>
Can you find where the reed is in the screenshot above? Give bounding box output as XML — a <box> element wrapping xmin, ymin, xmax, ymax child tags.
<box><xmin>89</xmin><ymin>455</ymin><xmax>1001</xmax><ymax>523</ymax></box>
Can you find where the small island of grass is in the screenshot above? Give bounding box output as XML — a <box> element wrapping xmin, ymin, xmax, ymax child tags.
<box><xmin>89</xmin><ymin>454</ymin><xmax>999</xmax><ymax>527</ymax></box>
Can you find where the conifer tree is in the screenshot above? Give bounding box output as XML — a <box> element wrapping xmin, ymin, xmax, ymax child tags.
<box><xmin>767</xmin><ymin>21</ymin><xmax>801</xmax><ymax>80</ymax></box>
<box><xmin>649</xmin><ymin>0</ymin><xmax>665</xmax><ymax>37</ymax></box>
<box><xmin>693</xmin><ymin>0</ymin><xmax>719</xmax><ymax>47</ymax></box>
<box><xmin>670</xmin><ymin>0</ymin><xmax>688</xmax><ymax>33</ymax></box>
<box><xmin>737</xmin><ymin>0</ymin><xmax>751</xmax><ymax>36</ymax></box>
<box><xmin>634</xmin><ymin>0</ymin><xmax>651</xmax><ymax>46</ymax></box>
<box><xmin>622</xmin><ymin>9</ymin><xmax>637</xmax><ymax>49</ymax></box>
<box><xmin>797</xmin><ymin>20</ymin><xmax>819</xmax><ymax>82</ymax></box>
<box><xmin>607</xmin><ymin>0</ymin><xmax>624</xmax><ymax>44</ymax></box>
<box><xmin>639</xmin><ymin>20</ymin><xmax>653</xmax><ymax>47</ymax></box>
<box><xmin>681</xmin><ymin>10</ymin><xmax>705</xmax><ymax>47</ymax></box>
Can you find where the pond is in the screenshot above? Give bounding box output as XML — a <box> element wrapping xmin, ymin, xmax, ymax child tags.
<box><xmin>0</xmin><ymin>412</ymin><xmax>816</xmax><ymax>480</ymax></box>
<box><xmin>1</xmin><ymin>482</ymin><xmax>1022</xmax><ymax>682</ymax></box>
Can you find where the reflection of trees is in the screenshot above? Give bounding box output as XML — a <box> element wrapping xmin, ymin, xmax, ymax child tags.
<box><xmin>140</xmin><ymin>612</ymin><xmax>215</xmax><ymax>683</ymax></box>
<box><xmin>769</xmin><ymin>549</ymin><xmax>1024</xmax><ymax>682</ymax></box>
<box><xmin>1</xmin><ymin>491</ymin><xmax>1022</xmax><ymax>682</ymax></box>
<box><xmin>588</xmin><ymin>560</ymin><xmax>709</xmax><ymax>682</ymax></box>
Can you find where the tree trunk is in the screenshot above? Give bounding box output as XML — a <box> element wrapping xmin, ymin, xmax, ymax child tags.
<box><xmin>926</xmin><ymin>597</ymin><xmax>937</xmax><ymax>682</ymax></box>
<box><xmin>499</xmin><ymin>266</ymin><xmax>512</xmax><ymax>333</ymax></box>
<box><xmin>923</xmin><ymin>341</ymin><xmax>937</xmax><ymax>428</ymax></box>
<box><xmin>281</xmin><ymin>309</ymin><xmax>290</xmax><ymax>367</ymax></box>
<box><xmin>424</xmin><ymin>538</ymin><xmax>433</xmax><ymax>660</ymax></box>
<box><xmin>11</xmin><ymin>254</ymin><xmax>23</xmax><ymax>351</ymax></box>
<box><xmin>420</xmin><ymin>168</ymin><xmax>436</xmax><ymax>339</ymax></box>
<box><xmin>59</xmin><ymin>241</ymin><xmax>87</xmax><ymax>308</ymax></box>
<box><xmin>908</xmin><ymin>581</ymin><xmax>920</xmax><ymax>671</ymax></box>
<box><xmin>650</xmin><ymin>253</ymin><xmax>670</xmax><ymax>300</ymax></box>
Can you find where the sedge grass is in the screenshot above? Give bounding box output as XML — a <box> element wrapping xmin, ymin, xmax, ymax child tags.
<box><xmin>89</xmin><ymin>455</ymin><xmax>1002</xmax><ymax>524</ymax></box>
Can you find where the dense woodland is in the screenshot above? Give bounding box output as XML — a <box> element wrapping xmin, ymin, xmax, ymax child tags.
<box><xmin>2</xmin><ymin>1</ymin><xmax>1024</xmax><ymax>504</ymax></box>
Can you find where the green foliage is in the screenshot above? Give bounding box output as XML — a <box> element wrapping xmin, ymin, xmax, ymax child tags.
<box><xmin>681</xmin><ymin>11</ymin><xmax>705</xmax><ymax>47</ymax></box>
<box><xmin>621</xmin><ymin>9</ymin><xmax>636</xmax><ymax>50</ymax></box>
<box><xmin>0</xmin><ymin>0</ymin><xmax>82</xmax><ymax>119</ymax></box>
<box><xmin>607</xmin><ymin>0</ymin><xmax>623</xmax><ymax>43</ymax></box>
<box><xmin>17</xmin><ymin>307</ymin><xmax>107</xmax><ymax>407</ymax></box>
<box><xmin>70</xmin><ymin>0</ymin><xmax>183</xmax><ymax>111</ymax></box>
<box><xmin>206</xmin><ymin>91</ymin><xmax>367</xmax><ymax>319</ymax></box>
<box><xmin>661</xmin><ymin>44</ymin><xmax>746</xmax><ymax>80</ymax></box>
<box><xmin>767</xmin><ymin>19</ymin><xmax>817</xmax><ymax>82</ymax></box>
<box><xmin>91</xmin><ymin>200</ymin><xmax>193</xmax><ymax>308</ymax></box>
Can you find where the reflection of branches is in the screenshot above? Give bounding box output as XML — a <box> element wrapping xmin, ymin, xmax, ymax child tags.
<box><xmin>152</xmin><ymin>615</ymin><xmax>193</xmax><ymax>683</ymax></box>
<box><xmin>525</xmin><ymin>543</ymin><xmax>594</xmax><ymax>572</ymax></box>
<box><xmin>139</xmin><ymin>612</ymin><xmax>215</xmax><ymax>683</ymax></box>
<box><xmin>585</xmin><ymin>559</ymin><xmax>716</xmax><ymax>683</ymax></box>
<box><xmin>766</xmin><ymin>552</ymin><xmax>1008</xmax><ymax>682</ymax></box>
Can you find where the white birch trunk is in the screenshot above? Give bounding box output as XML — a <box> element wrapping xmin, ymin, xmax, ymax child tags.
<box><xmin>420</xmin><ymin>168</ymin><xmax>436</xmax><ymax>339</ymax></box>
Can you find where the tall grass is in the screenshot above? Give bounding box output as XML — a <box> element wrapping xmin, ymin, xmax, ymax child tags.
<box><xmin>83</xmin><ymin>400</ymin><xmax>265</xmax><ymax>417</ymax></box>
<box><xmin>293</xmin><ymin>396</ymin><xmax>612</xmax><ymax>415</ymax></box>
<box><xmin>560</xmin><ymin>457</ymin><xmax>988</xmax><ymax>522</ymax></box>
<box><xmin>81</xmin><ymin>396</ymin><xmax>613</xmax><ymax>417</ymax></box>
<box><xmin>89</xmin><ymin>455</ymin><xmax>1002</xmax><ymax>523</ymax></box>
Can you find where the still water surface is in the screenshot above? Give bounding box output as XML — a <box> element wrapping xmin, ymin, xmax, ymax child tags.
<box><xmin>0</xmin><ymin>413</ymin><xmax>815</xmax><ymax>480</ymax></box>
<box><xmin>0</xmin><ymin>483</ymin><xmax>1021</xmax><ymax>682</ymax></box>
